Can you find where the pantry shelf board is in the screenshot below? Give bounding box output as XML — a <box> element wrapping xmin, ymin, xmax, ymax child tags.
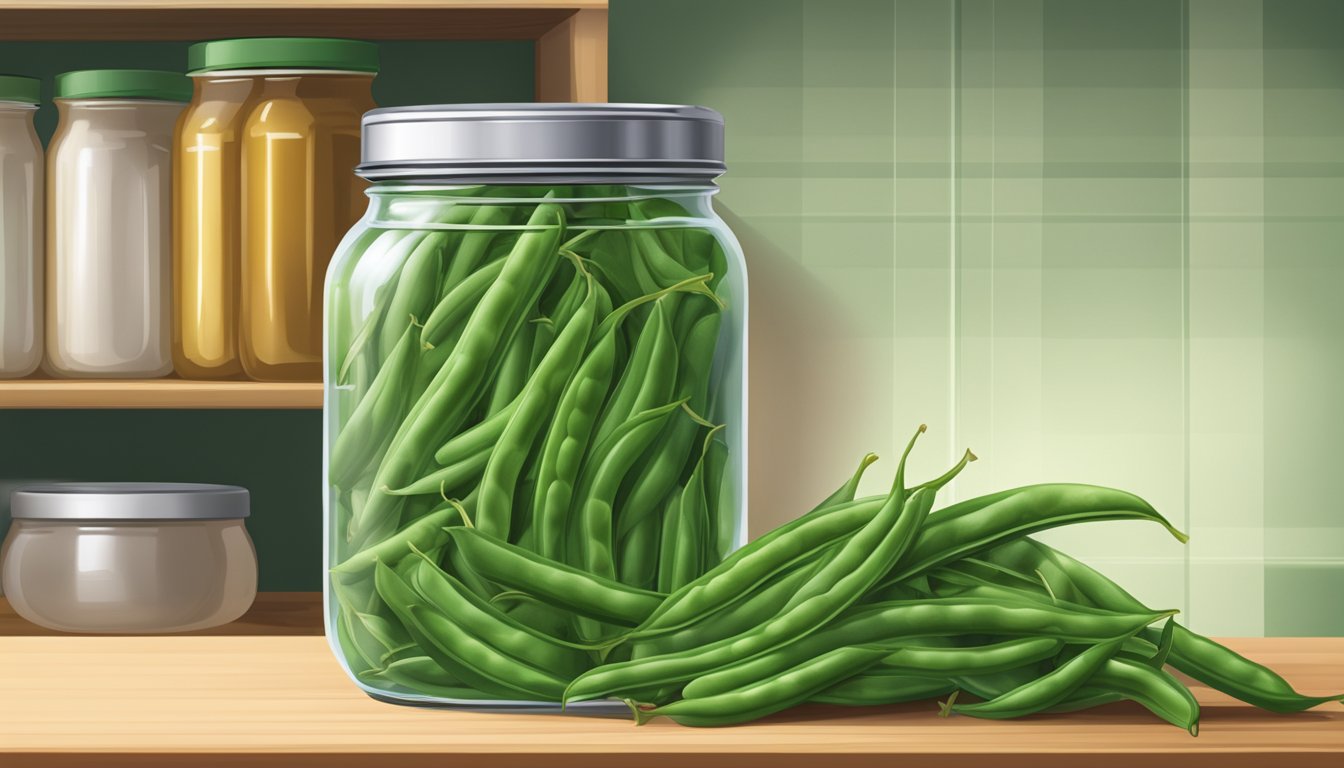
<box><xmin>1</xmin><ymin>635</ymin><xmax>1342</xmax><ymax>767</ymax></box>
<box><xmin>0</xmin><ymin>1</ymin><xmax>609</xmax><ymax>118</ymax></box>
<box><xmin>0</xmin><ymin>1</ymin><xmax>604</xmax><ymax>41</ymax></box>
<box><xmin>0</xmin><ymin>379</ymin><xmax>322</xmax><ymax>409</ymax></box>
<box><xmin>0</xmin><ymin>593</ymin><xmax>324</xmax><ymax>636</ymax></box>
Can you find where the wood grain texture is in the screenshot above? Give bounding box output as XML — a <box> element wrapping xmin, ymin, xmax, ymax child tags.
<box><xmin>0</xmin><ymin>1</ymin><xmax>605</xmax><ymax>40</ymax></box>
<box><xmin>0</xmin><ymin>635</ymin><xmax>1340</xmax><ymax>767</ymax></box>
<box><xmin>0</xmin><ymin>379</ymin><xmax>321</xmax><ymax>408</ymax></box>
<box><xmin>0</xmin><ymin>593</ymin><xmax>322</xmax><ymax>636</ymax></box>
<box><xmin>536</xmin><ymin>7</ymin><xmax>607</xmax><ymax>101</ymax></box>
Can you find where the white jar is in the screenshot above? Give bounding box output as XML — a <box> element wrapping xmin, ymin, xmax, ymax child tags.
<box><xmin>1</xmin><ymin>483</ymin><xmax>257</xmax><ymax>633</ymax></box>
<box><xmin>45</xmin><ymin>70</ymin><xmax>189</xmax><ymax>378</ymax></box>
<box><xmin>0</xmin><ymin>75</ymin><xmax>42</xmax><ymax>379</ymax></box>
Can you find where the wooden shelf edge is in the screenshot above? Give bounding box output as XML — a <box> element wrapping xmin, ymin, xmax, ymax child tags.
<box><xmin>0</xmin><ymin>1</ymin><xmax>606</xmax><ymax>41</ymax></box>
<box><xmin>0</xmin><ymin>592</ymin><xmax>323</xmax><ymax>636</ymax></box>
<box><xmin>0</xmin><ymin>379</ymin><xmax>323</xmax><ymax>409</ymax></box>
<box><xmin>0</xmin><ymin>1</ymin><xmax>608</xmax><ymax>8</ymax></box>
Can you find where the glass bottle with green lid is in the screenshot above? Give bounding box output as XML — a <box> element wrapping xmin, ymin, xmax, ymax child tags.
<box><xmin>173</xmin><ymin>37</ymin><xmax>378</xmax><ymax>382</ymax></box>
<box><xmin>46</xmin><ymin>70</ymin><xmax>191</xmax><ymax>378</ymax></box>
<box><xmin>0</xmin><ymin>74</ymin><xmax>42</xmax><ymax>379</ymax></box>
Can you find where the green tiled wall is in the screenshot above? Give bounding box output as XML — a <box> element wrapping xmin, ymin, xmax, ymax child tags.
<box><xmin>612</xmin><ymin>0</ymin><xmax>1344</xmax><ymax>636</ymax></box>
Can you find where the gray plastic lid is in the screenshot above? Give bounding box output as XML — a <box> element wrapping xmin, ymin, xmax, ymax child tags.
<box><xmin>357</xmin><ymin>103</ymin><xmax>726</xmax><ymax>183</ymax></box>
<box><xmin>11</xmin><ymin>483</ymin><xmax>250</xmax><ymax>521</ymax></box>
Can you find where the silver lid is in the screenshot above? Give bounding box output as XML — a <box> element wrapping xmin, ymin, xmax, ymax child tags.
<box><xmin>10</xmin><ymin>483</ymin><xmax>250</xmax><ymax>521</ymax></box>
<box><xmin>357</xmin><ymin>103</ymin><xmax>726</xmax><ymax>183</ymax></box>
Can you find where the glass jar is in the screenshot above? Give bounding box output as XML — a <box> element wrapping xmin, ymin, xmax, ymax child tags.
<box><xmin>0</xmin><ymin>75</ymin><xmax>42</xmax><ymax>379</ymax></box>
<box><xmin>45</xmin><ymin>70</ymin><xmax>190</xmax><ymax>378</ymax></box>
<box><xmin>175</xmin><ymin>38</ymin><xmax>378</xmax><ymax>381</ymax></box>
<box><xmin>1</xmin><ymin>483</ymin><xmax>257</xmax><ymax>633</ymax></box>
<box><xmin>323</xmin><ymin>104</ymin><xmax>746</xmax><ymax>707</ymax></box>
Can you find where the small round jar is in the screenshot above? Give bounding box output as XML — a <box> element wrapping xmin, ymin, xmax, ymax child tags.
<box><xmin>0</xmin><ymin>483</ymin><xmax>257</xmax><ymax>633</ymax></box>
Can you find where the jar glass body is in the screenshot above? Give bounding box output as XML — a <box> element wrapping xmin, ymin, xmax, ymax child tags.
<box><xmin>45</xmin><ymin>98</ymin><xmax>183</xmax><ymax>378</ymax></box>
<box><xmin>323</xmin><ymin>183</ymin><xmax>747</xmax><ymax>706</ymax></box>
<box><xmin>240</xmin><ymin>72</ymin><xmax>375</xmax><ymax>382</ymax></box>
<box><xmin>172</xmin><ymin>73</ymin><xmax>260</xmax><ymax>380</ymax></box>
<box><xmin>0</xmin><ymin>518</ymin><xmax>258</xmax><ymax>633</ymax></box>
<box><xmin>0</xmin><ymin>101</ymin><xmax>42</xmax><ymax>378</ymax></box>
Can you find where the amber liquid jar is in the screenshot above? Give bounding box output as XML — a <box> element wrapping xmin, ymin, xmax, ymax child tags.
<box><xmin>241</xmin><ymin>72</ymin><xmax>374</xmax><ymax>381</ymax></box>
<box><xmin>173</xmin><ymin>73</ymin><xmax>258</xmax><ymax>379</ymax></box>
<box><xmin>175</xmin><ymin>38</ymin><xmax>378</xmax><ymax>382</ymax></box>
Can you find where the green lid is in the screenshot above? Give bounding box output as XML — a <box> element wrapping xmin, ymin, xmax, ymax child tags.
<box><xmin>55</xmin><ymin>70</ymin><xmax>191</xmax><ymax>101</ymax></box>
<box><xmin>0</xmin><ymin>74</ymin><xmax>40</xmax><ymax>104</ymax></box>
<box><xmin>188</xmin><ymin>38</ymin><xmax>379</xmax><ymax>74</ymax></box>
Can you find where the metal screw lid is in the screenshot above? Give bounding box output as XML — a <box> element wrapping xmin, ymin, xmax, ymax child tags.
<box><xmin>356</xmin><ymin>103</ymin><xmax>726</xmax><ymax>183</ymax></box>
<box><xmin>10</xmin><ymin>483</ymin><xmax>250</xmax><ymax>521</ymax></box>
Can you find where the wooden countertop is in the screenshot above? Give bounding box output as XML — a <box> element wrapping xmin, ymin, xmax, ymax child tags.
<box><xmin>1</xmin><ymin>596</ymin><xmax>1341</xmax><ymax>767</ymax></box>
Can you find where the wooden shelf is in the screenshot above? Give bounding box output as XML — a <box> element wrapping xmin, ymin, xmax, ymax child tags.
<box><xmin>0</xmin><ymin>1</ymin><xmax>608</xmax><ymax>100</ymax></box>
<box><xmin>0</xmin><ymin>630</ymin><xmax>1341</xmax><ymax>767</ymax></box>
<box><xmin>0</xmin><ymin>379</ymin><xmax>322</xmax><ymax>409</ymax></box>
<box><xmin>0</xmin><ymin>593</ymin><xmax>323</xmax><ymax>636</ymax></box>
<box><xmin>0</xmin><ymin>1</ymin><xmax>599</xmax><ymax>40</ymax></box>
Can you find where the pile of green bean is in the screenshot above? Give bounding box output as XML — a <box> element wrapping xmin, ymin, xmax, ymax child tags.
<box><xmin>328</xmin><ymin>188</ymin><xmax>740</xmax><ymax>692</ymax></box>
<box><xmin>328</xmin><ymin>190</ymin><xmax>1342</xmax><ymax>730</ymax></box>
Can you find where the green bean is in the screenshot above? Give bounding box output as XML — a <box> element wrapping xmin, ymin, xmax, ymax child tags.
<box><xmin>616</xmin><ymin>306</ymin><xmax>723</xmax><ymax>543</ymax></box>
<box><xmin>331</xmin><ymin>503</ymin><xmax>458</xmax><ymax>575</ymax></box>
<box><xmin>332</xmin><ymin>576</ymin><xmax>408</xmax><ymax>671</ymax></box>
<box><xmin>631</xmin><ymin>552</ymin><xmax>829</xmax><ymax>660</ymax></box>
<box><xmin>1087</xmin><ymin>656</ymin><xmax>1201</xmax><ymax>735</ymax></box>
<box><xmin>811</xmin><ymin>673</ymin><xmax>955</xmax><ymax>707</ymax></box>
<box><xmin>420</xmin><ymin>258</ymin><xmax>507</xmax><ymax>351</ymax></box>
<box><xmin>618</xmin><ymin>497</ymin><xmax>664</xmax><ymax>590</ymax></box>
<box><xmin>632</xmin><ymin>647</ymin><xmax>892</xmax><ymax>727</ymax></box>
<box><xmin>342</xmin><ymin>230</ymin><xmax>429</xmax><ymax>379</ymax></box>
<box><xmin>656</xmin><ymin>485</ymin><xmax>686</xmax><ymax>593</ymax></box>
<box><xmin>593</xmin><ymin>298</ymin><xmax>680</xmax><ymax>447</ymax></box>
<box><xmin>533</xmin><ymin>275</ymin><xmax>716</xmax><ymax>564</ymax></box>
<box><xmin>430</xmin><ymin>398</ymin><xmax>518</xmax><ymax>468</ymax></box>
<box><xmin>444</xmin><ymin>527</ymin><xmax>663</xmax><ymax>626</ymax></box>
<box><xmin>1161</xmin><ymin>624</ymin><xmax>1344</xmax><ymax>713</ymax></box>
<box><xmin>976</xmin><ymin>537</ymin><xmax>1344</xmax><ymax>712</ymax></box>
<box><xmin>628</xmin><ymin>431</ymin><xmax>954</xmax><ymax>642</ymax></box>
<box><xmin>676</xmin><ymin>597</ymin><xmax>1173</xmax><ymax>703</ymax></box>
<box><xmin>532</xmin><ymin>327</ymin><xmax>618</xmax><ymax>562</ymax></box>
<box><xmin>476</xmin><ymin>267</ymin><xmax>598</xmax><ymax>540</ymax></box>
<box><xmin>880</xmin><ymin>483</ymin><xmax>1189</xmax><ymax>589</ymax></box>
<box><xmin>951</xmin><ymin>638</ymin><xmax>1126</xmax><ymax>720</ymax></box>
<box><xmin>374</xmin><ymin>561</ymin><xmax>567</xmax><ymax>700</ymax></box>
<box><xmin>703</xmin><ymin>436</ymin><xmax>733</xmax><ymax>563</ymax></box>
<box><xmin>630</xmin><ymin>496</ymin><xmax>886</xmax><ymax>640</ymax></box>
<box><xmin>379</xmin><ymin>232</ymin><xmax>446</xmax><ymax>360</ymax></box>
<box><xmin>1045</xmin><ymin>685</ymin><xmax>1125</xmax><ymax>713</ymax></box>
<box><xmin>485</xmin><ymin>317</ymin><xmax>537</xmax><ymax>416</ymax></box>
<box><xmin>355</xmin><ymin>200</ymin><xmax>565</xmax><ymax>549</ymax></box>
<box><xmin>808</xmin><ymin>453</ymin><xmax>879</xmax><ymax>516</ymax></box>
<box><xmin>880</xmin><ymin>637</ymin><xmax>1065</xmax><ymax>677</ymax></box>
<box><xmin>359</xmin><ymin>656</ymin><xmax>489</xmax><ymax>700</ymax></box>
<box><xmin>439</xmin><ymin>205</ymin><xmax>513</xmax><ymax>289</ymax></box>
<box><xmin>661</xmin><ymin>426</ymin><xmax>724</xmax><ymax>591</ymax></box>
<box><xmin>386</xmin><ymin>450</ymin><xmax>489</xmax><ymax>498</ymax></box>
<box><xmin>566</xmin><ymin>448</ymin><xmax>951</xmax><ymax>703</ymax></box>
<box><xmin>405</xmin><ymin>551</ymin><xmax>589</xmax><ymax>675</ymax></box>
<box><xmin>329</xmin><ymin>319</ymin><xmax>419</xmax><ymax>489</ymax></box>
<box><xmin>573</xmin><ymin>398</ymin><xmax>689</xmax><ymax>583</ymax></box>
<box><xmin>334</xmin><ymin>229</ymin><xmax>405</xmax><ymax>386</ymax></box>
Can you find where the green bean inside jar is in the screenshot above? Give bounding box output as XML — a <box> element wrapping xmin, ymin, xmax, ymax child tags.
<box><xmin>324</xmin><ymin>104</ymin><xmax>747</xmax><ymax>706</ymax></box>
